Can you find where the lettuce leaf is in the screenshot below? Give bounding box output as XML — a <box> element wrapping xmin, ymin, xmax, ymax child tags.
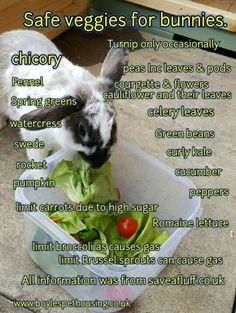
<box><xmin>48</xmin><ymin>155</ymin><xmax>169</xmax><ymax>262</ymax></box>
<box><xmin>49</xmin><ymin>155</ymin><xmax>118</xmax><ymax>204</ymax></box>
<box><xmin>50</xmin><ymin>211</ymin><xmax>87</xmax><ymax>234</ymax></box>
<box><xmin>104</xmin><ymin>211</ymin><xmax>168</xmax><ymax>259</ymax></box>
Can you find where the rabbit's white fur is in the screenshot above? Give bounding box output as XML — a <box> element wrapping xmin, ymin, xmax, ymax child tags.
<box><xmin>0</xmin><ymin>30</ymin><xmax>127</xmax><ymax>166</ymax></box>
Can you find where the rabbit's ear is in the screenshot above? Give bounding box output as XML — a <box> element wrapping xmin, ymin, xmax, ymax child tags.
<box><xmin>20</xmin><ymin>96</ymin><xmax>84</xmax><ymax>130</ymax></box>
<box><xmin>99</xmin><ymin>47</ymin><xmax>129</xmax><ymax>91</ymax></box>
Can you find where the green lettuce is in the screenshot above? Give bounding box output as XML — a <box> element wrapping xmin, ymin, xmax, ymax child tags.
<box><xmin>49</xmin><ymin>211</ymin><xmax>87</xmax><ymax>234</ymax></box>
<box><xmin>103</xmin><ymin>211</ymin><xmax>169</xmax><ymax>259</ymax></box>
<box><xmin>49</xmin><ymin>155</ymin><xmax>118</xmax><ymax>203</ymax></box>
<box><xmin>48</xmin><ymin>207</ymin><xmax>169</xmax><ymax>260</ymax></box>
<box><xmin>48</xmin><ymin>155</ymin><xmax>169</xmax><ymax>262</ymax></box>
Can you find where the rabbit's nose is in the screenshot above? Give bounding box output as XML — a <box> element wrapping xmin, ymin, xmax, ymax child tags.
<box><xmin>90</xmin><ymin>159</ymin><xmax>106</xmax><ymax>169</ymax></box>
<box><xmin>78</xmin><ymin>149</ymin><xmax>110</xmax><ymax>169</ymax></box>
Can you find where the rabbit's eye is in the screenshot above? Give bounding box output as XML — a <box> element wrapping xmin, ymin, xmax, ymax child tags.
<box><xmin>79</xmin><ymin>124</ymin><xmax>86</xmax><ymax>138</ymax></box>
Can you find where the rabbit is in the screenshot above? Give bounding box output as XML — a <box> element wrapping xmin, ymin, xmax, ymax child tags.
<box><xmin>0</xmin><ymin>30</ymin><xmax>129</xmax><ymax>169</ymax></box>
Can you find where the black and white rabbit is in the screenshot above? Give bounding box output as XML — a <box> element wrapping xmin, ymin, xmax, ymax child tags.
<box><xmin>0</xmin><ymin>30</ymin><xmax>128</xmax><ymax>168</ymax></box>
